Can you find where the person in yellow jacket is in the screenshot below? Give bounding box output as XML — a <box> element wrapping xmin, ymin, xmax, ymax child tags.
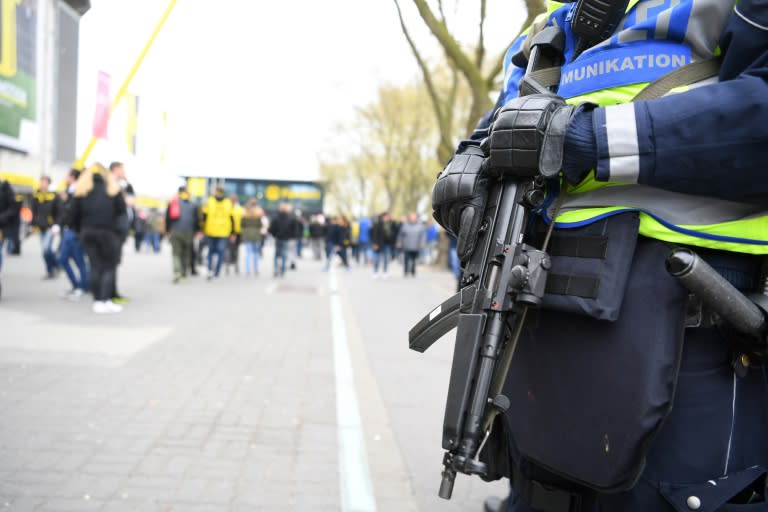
<box><xmin>201</xmin><ymin>186</ymin><xmax>235</xmax><ymax>280</ymax></box>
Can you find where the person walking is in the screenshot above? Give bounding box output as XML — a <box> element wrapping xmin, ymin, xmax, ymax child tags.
<box><xmin>396</xmin><ymin>212</ymin><xmax>425</xmax><ymax>277</ymax></box>
<box><xmin>308</xmin><ymin>214</ymin><xmax>327</xmax><ymax>260</ymax></box>
<box><xmin>109</xmin><ymin>161</ymin><xmax>133</xmax><ymax>304</ymax></box>
<box><xmin>225</xmin><ymin>194</ymin><xmax>243</xmax><ymax>275</ymax></box>
<box><xmin>268</xmin><ymin>203</ymin><xmax>295</xmax><ymax>278</ymax></box>
<box><xmin>4</xmin><ymin>192</ymin><xmax>21</xmax><ymax>256</ymax></box>
<box><xmin>57</xmin><ymin>169</ymin><xmax>89</xmax><ymax>301</ymax></box>
<box><xmin>371</xmin><ymin>211</ymin><xmax>396</xmax><ymax>278</ymax></box>
<box><xmin>145</xmin><ymin>209</ymin><xmax>164</xmax><ymax>253</ymax></box>
<box><xmin>0</xmin><ymin>177</ymin><xmax>16</xmax><ymax>300</ymax></box>
<box><xmin>324</xmin><ymin>215</ymin><xmax>351</xmax><ymax>271</ymax></box>
<box><xmin>240</xmin><ymin>200</ymin><xmax>264</xmax><ymax>277</ymax></box>
<box><xmin>31</xmin><ymin>175</ymin><xmax>61</xmax><ymax>279</ymax></box>
<box><xmin>357</xmin><ymin>214</ymin><xmax>372</xmax><ymax>265</ymax></box>
<box><xmin>166</xmin><ymin>186</ymin><xmax>200</xmax><ymax>283</ymax></box>
<box><xmin>201</xmin><ymin>186</ymin><xmax>234</xmax><ymax>280</ymax></box>
<box><xmin>66</xmin><ymin>164</ymin><xmax>126</xmax><ymax>314</ymax></box>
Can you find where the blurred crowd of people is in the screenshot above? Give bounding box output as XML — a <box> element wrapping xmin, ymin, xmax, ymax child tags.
<box><xmin>0</xmin><ymin>164</ymin><xmax>458</xmax><ymax>314</ymax></box>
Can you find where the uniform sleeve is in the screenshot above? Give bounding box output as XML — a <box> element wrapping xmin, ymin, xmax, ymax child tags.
<box><xmin>591</xmin><ymin>2</ymin><xmax>768</xmax><ymax>204</ymax></box>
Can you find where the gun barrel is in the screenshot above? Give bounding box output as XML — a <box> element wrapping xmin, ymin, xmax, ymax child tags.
<box><xmin>666</xmin><ymin>249</ymin><xmax>765</xmax><ymax>336</ymax></box>
<box><xmin>439</xmin><ymin>469</ymin><xmax>456</xmax><ymax>500</ymax></box>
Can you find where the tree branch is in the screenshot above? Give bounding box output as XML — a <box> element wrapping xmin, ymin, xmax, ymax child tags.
<box><xmin>393</xmin><ymin>0</ymin><xmax>446</xmax><ymax>129</ymax></box>
<box><xmin>410</xmin><ymin>0</ymin><xmax>484</xmax><ymax>91</ymax></box>
<box><xmin>484</xmin><ymin>0</ymin><xmax>546</xmax><ymax>89</ymax></box>
<box><xmin>475</xmin><ymin>0</ymin><xmax>487</xmax><ymax>68</ymax></box>
<box><xmin>485</xmin><ymin>47</ymin><xmax>508</xmax><ymax>90</ymax></box>
<box><xmin>437</xmin><ymin>0</ymin><xmax>446</xmax><ymax>24</ymax></box>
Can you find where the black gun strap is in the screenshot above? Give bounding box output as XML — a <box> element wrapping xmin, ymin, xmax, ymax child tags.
<box><xmin>632</xmin><ymin>57</ymin><xmax>722</xmax><ymax>101</ymax></box>
<box><xmin>526</xmin><ymin>67</ymin><xmax>563</xmax><ymax>91</ymax></box>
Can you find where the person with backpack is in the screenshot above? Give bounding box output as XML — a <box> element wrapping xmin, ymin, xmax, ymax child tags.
<box><xmin>166</xmin><ymin>186</ymin><xmax>200</xmax><ymax>283</ymax></box>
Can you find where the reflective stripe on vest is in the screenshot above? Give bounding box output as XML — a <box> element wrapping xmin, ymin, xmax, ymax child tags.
<box><xmin>545</xmin><ymin>185</ymin><xmax>768</xmax><ymax>254</ymax></box>
<box><xmin>515</xmin><ymin>0</ymin><xmax>767</xmax><ymax>254</ymax></box>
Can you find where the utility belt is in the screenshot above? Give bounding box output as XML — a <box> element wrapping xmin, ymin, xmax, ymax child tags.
<box><xmin>535</xmin><ymin>215</ymin><xmax>765</xmax><ymax>325</ymax></box>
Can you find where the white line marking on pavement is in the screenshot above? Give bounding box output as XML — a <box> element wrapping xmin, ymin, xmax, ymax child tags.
<box><xmin>329</xmin><ymin>268</ymin><xmax>377</xmax><ymax>512</ymax></box>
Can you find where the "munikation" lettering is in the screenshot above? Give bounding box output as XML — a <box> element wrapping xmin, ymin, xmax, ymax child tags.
<box><xmin>561</xmin><ymin>53</ymin><xmax>688</xmax><ymax>84</ymax></box>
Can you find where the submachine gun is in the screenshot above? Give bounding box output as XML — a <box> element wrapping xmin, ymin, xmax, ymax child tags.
<box><xmin>408</xmin><ymin>27</ymin><xmax>566</xmax><ymax>500</ymax></box>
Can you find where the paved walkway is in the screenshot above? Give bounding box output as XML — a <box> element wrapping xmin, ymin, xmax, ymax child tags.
<box><xmin>0</xmin><ymin>240</ymin><xmax>506</xmax><ymax>511</ymax></box>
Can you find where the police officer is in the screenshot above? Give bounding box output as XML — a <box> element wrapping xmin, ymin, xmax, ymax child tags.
<box><xmin>431</xmin><ymin>1</ymin><xmax>768</xmax><ymax>511</ymax></box>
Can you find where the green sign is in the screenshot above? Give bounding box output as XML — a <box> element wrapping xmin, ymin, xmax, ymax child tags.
<box><xmin>0</xmin><ymin>0</ymin><xmax>38</xmax><ymax>153</ymax></box>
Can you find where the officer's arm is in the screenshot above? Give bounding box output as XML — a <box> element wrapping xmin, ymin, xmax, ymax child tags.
<box><xmin>575</xmin><ymin>4</ymin><xmax>768</xmax><ymax>204</ymax></box>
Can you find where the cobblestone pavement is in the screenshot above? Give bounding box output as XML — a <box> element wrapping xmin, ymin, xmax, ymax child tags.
<box><xmin>0</xmin><ymin>240</ymin><xmax>506</xmax><ymax>511</ymax></box>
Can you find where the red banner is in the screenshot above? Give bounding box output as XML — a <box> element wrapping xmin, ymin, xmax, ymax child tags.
<box><xmin>92</xmin><ymin>71</ymin><xmax>111</xmax><ymax>139</ymax></box>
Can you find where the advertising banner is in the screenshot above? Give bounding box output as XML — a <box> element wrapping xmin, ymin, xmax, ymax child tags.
<box><xmin>0</xmin><ymin>0</ymin><xmax>38</xmax><ymax>153</ymax></box>
<box><xmin>92</xmin><ymin>70</ymin><xmax>111</xmax><ymax>139</ymax></box>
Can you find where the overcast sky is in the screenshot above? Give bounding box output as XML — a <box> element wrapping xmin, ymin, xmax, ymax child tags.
<box><xmin>76</xmin><ymin>0</ymin><xmax>527</xmax><ymax>194</ymax></box>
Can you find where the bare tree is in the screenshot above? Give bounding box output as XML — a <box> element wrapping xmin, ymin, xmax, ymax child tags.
<box><xmin>393</xmin><ymin>0</ymin><xmax>545</xmax><ymax>162</ymax></box>
<box><xmin>320</xmin><ymin>81</ymin><xmax>441</xmax><ymax>216</ymax></box>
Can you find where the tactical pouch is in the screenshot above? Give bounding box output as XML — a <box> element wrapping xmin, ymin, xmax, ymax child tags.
<box><xmin>502</xmin><ymin>237</ymin><xmax>689</xmax><ymax>492</ymax></box>
<box><xmin>539</xmin><ymin>212</ymin><xmax>640</xmax><ymax>321</ymax></box>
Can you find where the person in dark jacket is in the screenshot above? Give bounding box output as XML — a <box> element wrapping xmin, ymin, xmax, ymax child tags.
<box><xmin>268</xmin><ymin>203</ymin><xmax>296</xmax><ymax>278</ymax></box>
<box><xmin>66</xmin><ymin>164</ymin><xmax>127</xmax><ymax>314</ymax></box>
<box><xmin>4</xmin><ymin>192</ymin><xmax>22</xmax><ymax>256</ymax></box>
<box><xmin>0</xmin><ymin>178</ymin><xmax>16</xmax><ymax>300</ymax></box>
<box><xmin>371</xmin><ymin>211</ymin><xmax>396</xmax><ymax>278</ymax></box>
<box><xmin>323</xmin><ymin>215</ymin><xmax>351</xmax><ymax>271</ymax></box>
<box><xmin>31</xmin><ymin>175</ymin><xmax>61</xmax><ymax>279</ymax></box>
<box><xmin>109</xmin><ymin>161</ymin><xmax>133</xmax><ymax>304</ymax></box>
<box><xmin>166</xmin><ymin>186</ymin><xmax>200</xmax><ymax>283</ymax></box>
<box><xmin>308</xmin><ymin>214</ymin><xmax>327</xmax><ymax>260</ymax></box>
<box><xmin>57</xmin><ymin>169</ymin><xmax>89</xmax><ymax>300</ymax></box>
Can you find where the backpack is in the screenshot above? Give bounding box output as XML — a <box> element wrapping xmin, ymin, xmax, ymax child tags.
<box><xmin>168</xmin><ymin>197</ymin><xmax>181</xmax><ymax>220</ymax></box>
